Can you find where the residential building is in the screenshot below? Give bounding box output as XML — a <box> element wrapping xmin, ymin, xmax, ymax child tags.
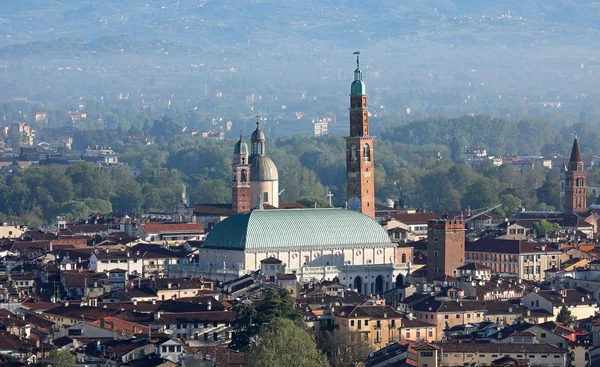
<box><xmin>437</xmin><ymin>343</ymin><xmax>566</xmax><ymax>367</ymax></box>
<box><xmin>410</xmin><ymin>300</ymin><xmax>486</xmax><ymax>340</ymax></box>
<box><xmin>521</xmin><ymin>289</ymin><xmax>598</xmax><ymax>321</ymax></box>
<box><xmin>465</xmin><ymin>239</ymin><xmax>561</xmax><ymax>280</ymax></box>
<box><xmin>154</xmin><ymin>311</ymin><xmax>236</xmax><ymax>345</ymax></box>
<box><xmin>334</xmin><ymin>305</ymin><xmax>403</xmax><ymax>347</ymax></box>
<box><xmin>89</xmin><ymin>249</ymin><xmax>143</xmax><ymax>275</ymax></box>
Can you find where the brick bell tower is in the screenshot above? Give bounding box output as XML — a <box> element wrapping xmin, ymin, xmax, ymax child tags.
<box><xmin>232</xmin><ymin>136</ymin><xmax>251</xmax><ymax>213</ymax></box>
<box><xmin>564</xmin><ymin>136</ymin><xmax>586</xmax><ymax>213</ymax></box>
<box><xmin>345</xmin><ymin>52</ymin><xmax>375</xmax><ymax>219</ymax></box>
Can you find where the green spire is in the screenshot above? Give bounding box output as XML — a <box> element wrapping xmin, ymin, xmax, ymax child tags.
<box><xmin>351</xmin><ymin>51</ymin><xmax>366</xmax><ymax>95</ymax></box>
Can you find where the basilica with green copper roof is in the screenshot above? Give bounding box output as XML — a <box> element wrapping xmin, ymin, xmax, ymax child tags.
<box><xmin>179</xmin><ymin>54</ymin><xmax>411</xmax><ymax>296</ymax></box>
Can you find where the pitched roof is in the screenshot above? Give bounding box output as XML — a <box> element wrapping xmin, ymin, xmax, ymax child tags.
<box><xmin>157</xmin><ymin>311</ymin><xmax>237</xmax><ymax>324</ymax></box>
<box><xmin>389</xmin><ymin>212</ymin><xmax>440</xmax><ymax>225</ymax></box>
<box><xmin>62</xmin><ymin>270</ymin><xmax>107</xmax><ymax>288</ymax></box>
<box><xmin>466</xmin><ymin>238</ymin><xmax>560</xmax><ymax>254</ymax></box>
<box><xmin>456</xmin><ymin>262</ymin><xmax>491</xmax><ymax>271</ymax></box>
<box><xmin>192</xmin><ymin>203</ymin><xmax>236</xmax><ymax>216</ymax></box>
<box><xmin>438</xmin><ymin>342</ymin><xmax>564</xmax><ymax>354</ymax></box>
<box><xmin>339</xmin><ymin>305</ymin><xmax>402</xmax><ymax>319</ymax></box>
<box><xmin>535</xmin><ymin>321</ymin><xmax>576</xmax><ymax>336</ymax></box>
<box><xmin>140</xmin><ymin>223</ymin><xmax>203</xmax><ymax>234</ymax></box>
<box><xmin>412</xmin><ymin>300</ymin><xmax>486</xmax><ymax>313</ymax></box>
<box><xmin>534</xmin><ymin>289</ymin><xmax>595</xmax><ymax>306</ymax></box>
<box><xmin>89</xmin><ymin>316</ymin><xmax>150</xmax><ymax>335</ymax></box>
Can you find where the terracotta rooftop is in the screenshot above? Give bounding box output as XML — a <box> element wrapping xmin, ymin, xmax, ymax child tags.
<box><xmin>141</xmin><ymin>223</ymin><xmax>203</xmax><ymax>233</ymax></box>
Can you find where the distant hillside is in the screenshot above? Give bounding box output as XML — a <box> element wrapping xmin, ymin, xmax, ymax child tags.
<box><xmin>1</xmin><ymin>0</ymin><xmax>600</xmax><ymax>48</ymax></box>
<box><xmin>0</xmin><ymin>0</ymin><xmax>599</xmax><ymax>122</ymax></box>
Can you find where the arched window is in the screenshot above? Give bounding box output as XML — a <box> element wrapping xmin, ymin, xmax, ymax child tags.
<box><xmin>349</xmin><ymin>144</ymin><xmax>358</xmax><ymax>163</ymax></box>
<box><xmin>363</xmin><ymin>144</ymin><xmax>371</xmax><ymax>162</ymax></box>
<box><xmin>242</xmin><ymin>157</ymin><xmax>246</xmax><ymax>164</ymax></box>
<box><xmin>241</xmin><ymin>169</ymin><xmax>247</xmax><ymax>182</ymax></box>
<box><xmin>401</xmin><ymin>253</ymin><xmax>407</xmax><ymax>264</ymax></box>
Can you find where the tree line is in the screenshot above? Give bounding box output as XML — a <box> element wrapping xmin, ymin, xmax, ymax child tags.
<box><xmin>1</xmin><ymin>113</ymin><xmax>599</xmax><ymax>225</ymax></box>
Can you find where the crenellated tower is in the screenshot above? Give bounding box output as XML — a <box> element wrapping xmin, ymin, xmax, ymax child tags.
<box><xmin>345</xmin><ymin>52</ymin><xmax>375</xmax><ymax>219</ymax></box>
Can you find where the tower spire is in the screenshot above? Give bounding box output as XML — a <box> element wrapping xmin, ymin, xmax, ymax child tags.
<box><xmin>345</xmin><ymin>53</ymin><xmax>374</xmax><ymax>219</ymax></box>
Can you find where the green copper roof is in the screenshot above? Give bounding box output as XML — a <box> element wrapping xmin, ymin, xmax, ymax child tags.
<box><xmin>233</xmin><ymin>137</ymin><xmax>248</xmax><ymax>155</ymax></box>
<box><xmin>351</xmin><ymin>79</ymin><xmax>366</xmax><ymax>95</ymax></box>
<box><xmin>204</xmin><ymin>208</ymin><xmax>391</xmax><ymax>250</ymax></box>
<box><xmin>351</xmin><ymin>54</ymin><xmax>366</xmax><ymax>95</ymax></box>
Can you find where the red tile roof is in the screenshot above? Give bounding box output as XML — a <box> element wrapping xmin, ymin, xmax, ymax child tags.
<box><xmin>141</xmin><ymin>223</ymin><xmax>203</xmax><ymax>233</ymax></box>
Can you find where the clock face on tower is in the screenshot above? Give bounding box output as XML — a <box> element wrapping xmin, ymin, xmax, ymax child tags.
<box><xmin>348</xmin><ymin>196</ymin><xmax>361</xmax><ymax>211</ymax></box>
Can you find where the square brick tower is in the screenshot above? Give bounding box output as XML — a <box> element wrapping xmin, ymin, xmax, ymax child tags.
<box><xmin>345</xmin><ymin>52</ymin><xmax>375</xmax><ymax>219</ymax></box>
<box><xmin>427</xmin><ymin>219</ymin><xmax>465</xmax><ymax>282</ymax></box>
<box><xmin>232</xmin><ymin>136</ymin><xmax>251</xmax><ymax>213</ymax></box>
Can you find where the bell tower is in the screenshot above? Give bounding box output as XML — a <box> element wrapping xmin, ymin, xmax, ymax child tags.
<box><xmin>345</xmin><ymin>52</ymin><xmax>375</xmax><ymax>219</ymax></box>
<box><xmin>564</xmin><ymin>136</ymin><xmax>586</xmax><ymax>213</ymax></box>
<box><xmin>232</xmin><ymin>136</ymin><xmax>251</xmax><ymax>213</ymax></box>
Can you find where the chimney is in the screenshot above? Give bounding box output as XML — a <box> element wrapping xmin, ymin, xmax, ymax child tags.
<box><xmin>154</xmin><ymin>311</ymin><xmax>162</xmax><ymax>320</ymax></box>
<box><xmin>207</xmin><ymin>301</ymin><xmax>212</xmax><ymax>311</ymax></box>
<box><xmin>133</xmin><ymin>300</ymin><xmax>138</xmax><ymax>306</ymax></box>
<box><xmin>527</xmin><ymin>310</ymin><xmax>531</xmax><ymax>316</ymax></box>
<box><xmin>152</xmin><ymin>299</ymin><xmax>156</xmax><ymax>305</ymax></box>
<box><xmin>167</xmin><ymin>282</ymin><xmax>172</xmax><ymax>289</ymax></box>
<box><xmin>36</xmin><ymin>340</ymin><xmax>40</xmax><ymax>348</ymax></box>
<box><xmin>65</xmin><ymin>301</ymin><xmax>69</xmax><ymax>307</ymax></box>
<box><xmin>105</xmin><ymin>248</ymin><xmax>109</xmax><ymax>253</ymax></box>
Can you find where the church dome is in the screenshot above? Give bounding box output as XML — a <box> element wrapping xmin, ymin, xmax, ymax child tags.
<box><xmin>233</xmin><ymin>137</ymin><xmax>248</xmax><ymax>155</ymax></box>
<box><xmin>251</xmin><ymin>126</ymin><xmax>265</xmax><ymax>142</ymax></box>
<box><xmin>204</xmin><ymin>208</ymin><xmax>391</xmax><ymax>250</ymax></box>
<box><xmin>249</xmin><ymin>155</ymin><xmax>278</xmax><ymax>181</ymax></box>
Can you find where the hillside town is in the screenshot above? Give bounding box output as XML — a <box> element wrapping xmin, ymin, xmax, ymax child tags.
<box><xmin>1</xmin><ymin>56</ymin><xmax>599</xmax><ymax>367</ymax></box>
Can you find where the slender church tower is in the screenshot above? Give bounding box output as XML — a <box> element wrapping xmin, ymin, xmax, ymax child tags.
<box><xmin>232</xmin><ymin>136</ymin><xmax>251</xmax><ymax>213</ymax></box>
<box><xmin>564</xmin><ymin>137</ymin><xmax>586</xmax><ymax>213</ymax></box>
<box><xmin>345</xmin><ymin>52</ymin><xmax>375</xmax><ymax>219</ymax></box>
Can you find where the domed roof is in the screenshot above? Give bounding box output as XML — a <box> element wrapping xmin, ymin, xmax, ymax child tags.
<box><xmin>204</xmin><ymin>208</ymin><xmax>391</xmax><ymax>250</ymax></box>
<box><xmin>233</xmin><ymin>136</ymin><xmax>248</xmax><ymax>155</ymax></box>
<box><xmin>249</xmin><ymin>155</ymin><xmax>278</xmax><ymax>181</ymax></box>
<box><xmin>351</xmin><ymin>79</ymin><xmax>366</xmax><ymax>95</ymax></box>
<box><xmin>251</xmin><ymin>124</ymin><xmax>265</xmax><ymax>142</ymax></box>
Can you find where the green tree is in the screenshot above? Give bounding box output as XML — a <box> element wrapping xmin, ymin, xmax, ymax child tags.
<box><xmin>230</xmin><ymin>288</ymin><xmax>300</xmax><ymax>351</ymax></box>
<box><xmin>556</xmin><ymin>305</ymin><xmax>576</xmax><ymax>327</ymax></box>
<box><xmin>246</xmin><ymin>318</ymin><xmax>329</xmax><ymax>367</ymax></box>
<box><xmin>532</xmin><ymin>220</ymin><xmax>560</xmax><ymax>238</ymax></box>
<box><xmin>43</xmin><ymin>349</ymin><xmax>76</xmax><ymax>367</ymax></box>
<box><xmin>499</xmin><ymin>194</ymin><xmax>521</xmax><ymax>217</ymax></box>
<box><xmin>461</xmin><ymin>178</ymin><xmax>502</xmax><ymax>210</ymax></box>
<box><xmin>230</xmin><ymin>301</ymin><xmax>259</xmax><ymax>351</ymax></box>
<box><xmin>322</xmin><ymin>329</ymin><xmax>372</xmax><ymax>367</ymax></box>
